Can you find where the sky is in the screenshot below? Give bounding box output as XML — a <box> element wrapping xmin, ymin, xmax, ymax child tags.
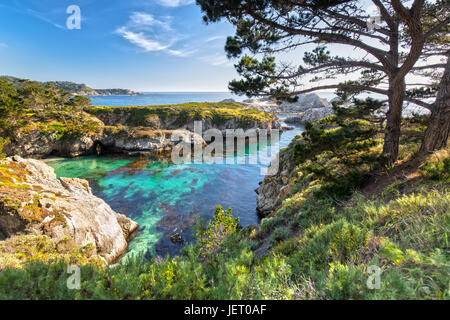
<box><xmin>0</xmin><ymin>0</ymin><xmax>435</xmax><ymax>93</ymax></box>
<box><xmin>0</xmin><ymin>0</ymin><xmax>241</xmax><ymax>91</ymax></box>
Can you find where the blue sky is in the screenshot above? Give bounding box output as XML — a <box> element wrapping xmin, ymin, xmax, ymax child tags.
<box><xmin>0</xmin><ymin>0</ymin><xmax>240</xmax><ymax>91</ymax></box>
<box><xmin>0</xmin><ymin>0</ymin><xmax>428</xmax><ymax>94</ymax></box>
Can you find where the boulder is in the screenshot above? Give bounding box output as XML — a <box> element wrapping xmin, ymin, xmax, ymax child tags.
<box><xmin>0</xmin><ymin>156</ymin><xmax>138</xmax><ymax>263</ymax></box>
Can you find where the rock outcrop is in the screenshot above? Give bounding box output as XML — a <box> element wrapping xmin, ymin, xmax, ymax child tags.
<box><xmin>101</xmin><ymin>128</ymin><xmax>205</xmax><ymax>157</ymax></box>
<box><xmin>255</xmin><ymin>149</ymin><xmax>297</xmax><ymax>216</ymax></box>
<box><xmin>4</xmin><ymin>106</ymin><xmax>280</xmax><ymax>159</ymax></box>
<box><xmin>242</xmin><ymin>94</ymin><xmax>331</xmax><ymax>113</ymax></box>
<box><xmin>93</xmin><ymin>110</ymin><xmax>280</xmax><ymax>134</ymax></box>
<box><xmin>0</xmin><ymin>156</ymin><xmax>138</xmax><ymax>263</ymax></box>
<box><xmin>280</xmin><ymin>94</ymin><xmax>331</xmax><ymax>112</ymax></box>
<box><xmin>242</xmin><ymin>98</ymin><xmax>280</xmax><ymax>113</ymax></box>
<box><xmin>284</xmin><ymin>106</ymin><xmax>335</xmax><ymax>124</ymax></box>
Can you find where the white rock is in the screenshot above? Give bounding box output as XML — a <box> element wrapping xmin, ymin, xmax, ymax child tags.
<box><xmin>1</xmin><ymin>156</ymin><xmax>138</xmax><ymax>263</ymax></box>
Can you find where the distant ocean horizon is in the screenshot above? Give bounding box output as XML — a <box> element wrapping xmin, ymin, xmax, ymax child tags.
<box><xmin>87</xmin><ymin>91</ymin><xmax>338</xmax><ymax>106</ymax></box>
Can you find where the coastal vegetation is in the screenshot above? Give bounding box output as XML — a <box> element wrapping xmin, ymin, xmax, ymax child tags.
<box><xmin>0</xmin><ymin>98</ymin><xmax>448</xmax><ymax>299</ymax></box>
<box><xmin>86</xmin><ymin>102</ymin><xmax>275</xmax><ymax>127</ymax></box>
<box><xmin>0</xmin><ymin>78</ymin><xmax>276</xmax><ymax>158</ymax></box>
<box><xmin>0</xmin><ymin>78</ymin><xmax>102</xmax><ymax>143</ymax></box>
<box><xmin>0</xmin><ymin>76</ymin><xmax>141</xmax><ymax>96</ymax></box>
<box><xmin>0</xmin><ymin>0</ymin><xmax>448</xmax><ymax>301</ymax></box>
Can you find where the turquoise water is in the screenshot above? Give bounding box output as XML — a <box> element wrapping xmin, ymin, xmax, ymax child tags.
<box><xmin>46</xmin><ymin>114</ymin><xmax>304</xmax><ymax>257</ymax></box>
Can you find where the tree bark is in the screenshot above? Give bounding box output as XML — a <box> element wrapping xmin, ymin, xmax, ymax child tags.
<box><xmin>382</xmin><ymin>77</ymin><xmax>406</xmax><ymax>166</ymax></box>
<box><xmin>420</xmin><ymin>56</ymin><xmax>450</xmax><ymax>153</ymax></box>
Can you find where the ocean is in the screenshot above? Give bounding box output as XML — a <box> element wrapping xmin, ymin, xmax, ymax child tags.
<box><xmin>86</xmin><ymin>91</ymin><xmax>338</xmax><ymax>106</ymax></box>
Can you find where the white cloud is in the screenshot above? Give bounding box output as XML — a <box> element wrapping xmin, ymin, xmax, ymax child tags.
<box><xmin>116</xmin><ymin>27</ymin><xmax>170</xmax><ymax>52</ymax></box>
<box><xmin>201</xmin><ymin>54</ymin><xmax>234</xmax><ymax>67</ymax></box>
<box><xmin>116</xmin><ymin>11</ymin><xmax>227</xmax><ymax>62</ymax></box>
<box><xmin>116</xmin><ymin>13</ymin><xmax>197</xmax><ymax>58</ymax></box>
<box><xmin>205</xmin><ymin>35</ymin><xmax>226</xmax><ymax>43</ymax></box>
<box><xmin>167</xmin><ymin>48</ymin><xmax>198</xmax><ymax>57</ymax></box>
<box><xmin>129</xmin><ymin>12</ymin><xmax>172</xmax><ymax>31</ymax></box>
<box><xmin>0</xmin><ymin>43</ymin><xmax>7</xmax><ymax>48</ymax></box>
<box><xmin>156</xmin><ymin>0</ymin><xmax>195</xmax><ymax>7</ymax></box>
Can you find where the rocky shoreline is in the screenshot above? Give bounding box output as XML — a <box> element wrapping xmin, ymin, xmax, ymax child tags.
<box><xmin>4</xmin><ymin>104</ymin><xmax>280</xmax><ymax>159</ymax></box>
<box><xmin>0</xmin><ymin>96</ymin><xmax>324</xmax><ymax>265</ymax></box>
<box><xmin>0</xmin><ymin>102</ymin><xmax>282</xmax><ymax>265</ymax></box>
<box><xmin>0</xmin><ymin>156</ymin><xmax>138</xmax><ymax>263</ymax></box>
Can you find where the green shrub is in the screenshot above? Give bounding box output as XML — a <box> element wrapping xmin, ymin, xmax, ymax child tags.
<box><xmin>420</xmin><ymin>158</ymin><xmax>450</xmax><ymax>182</ymax></box>
<box><xmin>269</xmin><ymin>227</ymin><xmax>290</xmax><ymax>246</ymax></box>
<box><xmin>260</xmin><ymin>215</ymin><xmax>286</xmax><ymax>235</ymax></box>
<box><xmin>197</xmin><ymin>206</ymin><xmax>240</xmax><ymax>257</ymax></box>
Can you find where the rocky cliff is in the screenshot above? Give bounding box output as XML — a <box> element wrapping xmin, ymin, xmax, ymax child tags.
<box><xmin>0</xmin><ymin>156</ymin><xmax>138</xmax><ymax>263</ymax></box>
<box><xmin>4</xmin><ymin>126</ymin><xmax>205</xmax><ymax>159</ymax></box>
<box><xmin>255</xmin><ymin>146</ymin><xmax>297</xmax><ymax>216</ymax></box>
<box><xmin>4</xmin><ymin>103</ymin><xmax>280</xmax><ymax>159</ymax></box>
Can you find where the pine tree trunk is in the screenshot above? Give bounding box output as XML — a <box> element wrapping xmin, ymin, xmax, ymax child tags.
<box><xmin>382</xmin><ymin>77</ymin><xmax>406</xmax><ymax>165</ymax></box>
<box><xmin>420</xmin><ymin>57</ymin><xmax>450</xmax><ymax>153</ymax></box>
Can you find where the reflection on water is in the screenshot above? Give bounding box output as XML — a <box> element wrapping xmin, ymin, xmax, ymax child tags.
<box><xmin>47</xmin><ymin>116</ymin><xmax>304</xmax><ymax>257</ymax></box>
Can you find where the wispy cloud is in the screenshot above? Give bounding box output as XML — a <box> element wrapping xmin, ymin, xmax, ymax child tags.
<box><xmin>116</xmin><ymin>27</ymin><xmax>171</xmax><ymax>52</ymax></box>
<box><xmin>205</xmin><ymin>35</ymin><xmax>226</xmax><ymax>43</ymax></box>
<box><xmin>116</xmin><ymin>13</ymin><xmax>172</xmax><ymax>53</ymax></box>
<box><xmin>201</xmin><ymin>54</ymin><xmax>234</xmax><ymax>67</ymax></box>
<box><xmin>116</xmin><ymin>12</ymin><xmax>195</xmax><ymax>57</ymax></box>
<box><xmin>129</xmin><ymin>12</ymin><xmax>172</xmax><ymax>31</ymax></box>
<box><xmin>155</xmin><ymin>0</ymin><xmax>195</xmax><ymax>7</ymax></box>
<box><xmin>0</xmin><ymin>42</ymin><xmax>7</xmax><ymax>48</ymax></box>
<box><xmin>116</xmin><ymin>11</ymin><xmax>233</xmax><ymax>67</ymax></box>
<box><xmin>27</xmin><ymin>8</ymin><xmax>65</xmax><ymax>29</ymax></box>
<box><xmin>167</xmin><ymin>48</ymin><xmax>199</xmax><ymax>57</ymax></box>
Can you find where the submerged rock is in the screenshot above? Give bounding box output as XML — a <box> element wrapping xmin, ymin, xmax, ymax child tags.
<box><xmin>170</xmin><ymin>233</ymin><xmax>184</xmax><ymax>244</ymax></box>
<box><xmin>0</xmin><ymin>156</ymin><xmax>138</xmax><ymax>263</ymax></box>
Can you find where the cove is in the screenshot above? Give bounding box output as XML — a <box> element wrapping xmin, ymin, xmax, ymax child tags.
<box><xmin>46</xmin><ymin>115</ymin><xmax>304</xmax><ymax>258</ymax></box>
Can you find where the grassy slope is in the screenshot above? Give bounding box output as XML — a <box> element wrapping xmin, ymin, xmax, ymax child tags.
<box><xmin>0</xmin><ymin>116</ymin><xmax>448</xmax><ymax>300</ymax></box>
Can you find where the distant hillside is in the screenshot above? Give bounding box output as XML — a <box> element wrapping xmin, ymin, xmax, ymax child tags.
<box><xmin>0</xmin><ymin>76</ymin><xmax>141</xmax><ymax>96</ymax></box>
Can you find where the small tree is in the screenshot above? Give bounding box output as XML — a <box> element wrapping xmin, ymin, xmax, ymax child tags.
<box><xmin>0</xmin><ymin>79</ymin><xmax>23</xmax><ymax>133</ymax></box>
<box><xmin>197</xmin><ymin>206</ymin><xmax>240</xmax><ymax>257</ymax></box>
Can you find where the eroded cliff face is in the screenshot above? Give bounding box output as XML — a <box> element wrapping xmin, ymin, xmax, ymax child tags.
<box><xmin>4</xmin><ymin>108</ymin><xmax>280</xmax><ymax>159</ymax></box>
<box><xmin>256</xmin><ymin>145</ymin><xmax>297</xmax><ymax>217</ymax></box>
<box><xmin>94</xmin><ymin>111</ymin><xmax>280</xmax><ymax>132</ymax></box>
<box><xmin>3</xmin><ymin>129</ymin><xmax>99</xmax><ymax>159</ymax></box>
<box><xmin>3</xmin><ymin>126</ymin><xmax>206</xmax><ymax>159</ymax></box>
<box><xmin>0</xmin><ymin>156</ymin><xmax>138</xmax><ymax>263</ymax></box>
